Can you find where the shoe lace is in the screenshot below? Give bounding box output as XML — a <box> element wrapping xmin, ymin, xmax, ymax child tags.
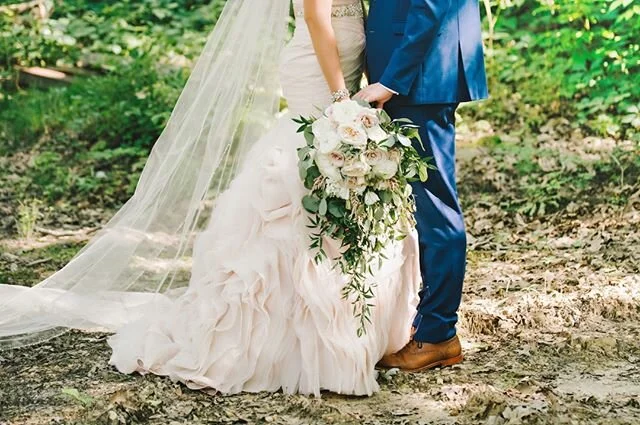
<box><xmin>409</xmin><ymin>332</ymin><xmax>424</xmax><ymax>349</ymax></box>
<box><xmin>409</xmin><ymin>330</ymin><xmax>424</xmax><ymax>349</ymax></box>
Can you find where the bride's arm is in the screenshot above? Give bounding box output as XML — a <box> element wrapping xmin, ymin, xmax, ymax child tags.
<box><xmin>303</xmin><ymin>0</ymin><xmax>348</xmax><ymax>99</ymax></box>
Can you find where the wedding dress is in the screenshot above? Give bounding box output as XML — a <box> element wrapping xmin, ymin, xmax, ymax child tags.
<box><xmin>111</xmin><ymin>0</ymin><xmax>421</xmax><ymax>396</ymax></box>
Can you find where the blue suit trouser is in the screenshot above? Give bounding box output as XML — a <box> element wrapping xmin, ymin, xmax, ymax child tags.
<box><xmin>384</xmin><ymin>102</ymin><xmax>465</xmax><ymax>344</ymax></box>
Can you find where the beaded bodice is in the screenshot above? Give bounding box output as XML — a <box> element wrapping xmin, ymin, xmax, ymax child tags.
<box><xmin>292</xmin><ymin>0</ymin><xmax>364</xmax><ymax>19</ymax></box>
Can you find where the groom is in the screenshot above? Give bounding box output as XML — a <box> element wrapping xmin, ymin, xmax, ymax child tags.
<box><xmin>356</xmin><ymin>0</ymin><xmax>488</xmax><ymax>370</ymax></box>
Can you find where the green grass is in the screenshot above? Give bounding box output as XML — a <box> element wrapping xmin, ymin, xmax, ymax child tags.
<box><xmin>0</xmin><ymin>242</ymin><xmax>83</xmax><ymax>286</ymax></box>
<box><xmin>460</xmin><ymin>135</ymin><xmax>640</xmax><ymax>218</ymax></box>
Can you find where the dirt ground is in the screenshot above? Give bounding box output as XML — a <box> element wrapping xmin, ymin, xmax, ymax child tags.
<box><xmin>0</xmin><ymin>119</ymin><xmax>639</xmax><ymax>424</ymax></box>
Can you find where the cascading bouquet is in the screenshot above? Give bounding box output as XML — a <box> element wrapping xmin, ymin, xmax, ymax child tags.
<box><xmin>294</xmin><ymin>99</ymin><xmax>435</xmax><ymax>335</ymax></box>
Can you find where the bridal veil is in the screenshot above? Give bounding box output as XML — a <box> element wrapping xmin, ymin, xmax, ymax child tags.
<box><xmin>0</xmin><ymin>0</ymin><xmax>291</xmax><ymax>349</ymax></box>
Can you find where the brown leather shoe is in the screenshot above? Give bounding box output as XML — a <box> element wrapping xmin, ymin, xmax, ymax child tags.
<box><xmin>377</xmin><ymin>335</ymin><xmax>463</xmax><ymax>372</ymax></box>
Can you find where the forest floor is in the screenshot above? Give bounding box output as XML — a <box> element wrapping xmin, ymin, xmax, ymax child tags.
<box><xmin>0</xmin><ymin>115</ymin><xmax>639</xmax><ymax>425</ymax></box>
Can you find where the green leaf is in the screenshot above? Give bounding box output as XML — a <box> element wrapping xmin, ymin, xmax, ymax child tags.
<box><xmin>398</xmin><ymin>135</ymin><xmax>412</xmax><ymax>147</ymax></box>
<box><xmin>379</xmin><ymin>109</ymin><xmax>392</xmax><ymax>124</ymax></box>
<box><xmin>61</xmin><ymin>388</ymin><xmax>94</xmax><ymax>406</ymax></box>
<box><xmin>380</xmin><ymin>135</ymin><xmax>397</xmax><ymax>148</ymax></box>
<box><xmin>418</xmin><ymin>164</ymin><xmax>428</xmax><ymax>182</ymax></box>
<box><xmin>304</xmin><ymin>128</ymin><xmax>315</xmax><ymax>144</ymax></box>
<box><xmin>328</xmin><ymin>199</ymin><xmax>345</xmax><ymax>217</ymax></box>
<box><xmin>319</xmin><ymin>198</ymin><xmax>328</xmax><ymax>215</ymax></box>
<box><xmin>373</xmin><ymin>206</ymin><xmax>384</xmax><ymax>220</ymax></box>
<box><xmin>353</xmin><ymin>97</ymin><xmax>372</xmax><ymax>108</ymax></box>
<box><xmin>379</xmin><ymin>190</ymin><xmax>393</xmax><ymax>203</ymax></box>
<box><xmin>298</xmin><ymin>162</ymin><xmax>308</xmax><ymax>181</ymax></box>
<box><xmin>304</xmin><ymin>165</ymin><xmax>321</xmax><ymax>189</ymax></box>
<box><xmin>302</xmin><ymin>195</ymin><xmax>320</xmax><ymax>213</ymax></box>
<box><xmin>297</xmin><ymin>146</ymin><xmax>310</xmax><ymax>160</ymax></box>
<box><xmin>404</xmin><ymin>183</ymin><xmax>413</xmax><ymax>197</ymax></box>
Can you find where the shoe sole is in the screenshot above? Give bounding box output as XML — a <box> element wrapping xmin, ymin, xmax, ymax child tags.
<box><xmin>407</xmin><ymin>353</ymin><xmax>464</xmax><ymax>373</ymax></box>
<box><xmin>375</xmin><ymin>354</ymin><xmax>464</xmax><ymax>373</ymax></box>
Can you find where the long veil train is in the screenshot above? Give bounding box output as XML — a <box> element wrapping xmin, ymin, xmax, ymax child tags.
<box><xmin>0</xmin><ymin>0</ymin><xmax>291</xmax><ymax>349</ymax></box>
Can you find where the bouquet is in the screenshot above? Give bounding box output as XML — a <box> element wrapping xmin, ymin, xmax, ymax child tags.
<box><xmin>294</xmin><ymin>99</ymin><xmax>435</xmax><ymax>335</ymax></box>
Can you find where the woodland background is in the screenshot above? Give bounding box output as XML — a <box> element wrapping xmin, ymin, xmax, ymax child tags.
<box><xmin>0</xmin><ymin>1</ymin><xmax>639</xmax><ymax>424</ymax></box>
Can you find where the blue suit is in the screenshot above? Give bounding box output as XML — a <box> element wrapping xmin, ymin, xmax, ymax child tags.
<box><xmin>366</xmin><ymin>0</ymin><xmax>488</xmax><ymax>343</ymax></box>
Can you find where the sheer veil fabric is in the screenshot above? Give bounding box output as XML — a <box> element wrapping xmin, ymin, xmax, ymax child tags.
<box><xmin>1</xmin><ymin>0</ymin><xmax>422</xmax><ymax>395</ymax></box>
<box><xmin>106</xmin><ymin>0</ymin><xmax>420</xmax><ymax>395</ymax></box>
<box><xmin>0</xmin><ymin>0</ymin><xmax>291</xmax><ymax>349</ymax></box>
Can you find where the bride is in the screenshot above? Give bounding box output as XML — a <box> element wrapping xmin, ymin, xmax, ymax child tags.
<box><xmin>0</xmin><ymin>0</ymin><xmax>420</xmax><ymax>396</ymax></box>
<box><xmin>107</xmin><ymin>0</ymin><xmax>421</xmax><ymax>396</ymax></box>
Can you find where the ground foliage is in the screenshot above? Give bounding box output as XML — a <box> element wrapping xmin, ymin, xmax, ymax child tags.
<box><xmin>1</xmin><ymin>129</ymin><xmax>639</xmax><ymax>424</ymax></box>
<box><xmin>0</xmin><ymin>0</ymin><xmax>639</xmax><ymax>424</ymax></box>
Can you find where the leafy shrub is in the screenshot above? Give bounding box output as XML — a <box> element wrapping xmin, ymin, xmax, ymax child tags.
<box><xmin>1</xmin><ymin>0</ymin><xmax>224</xmax><ymax>78</ymax></box>
<box><xmin>474</xmin><ymin>0</ymin><xmax>639</xmax><ymax>139</ymax></box>
<box><xmin>0</xmin><ymin>60</ymin><xmax>189</xmax><ymax>206</ymax></box>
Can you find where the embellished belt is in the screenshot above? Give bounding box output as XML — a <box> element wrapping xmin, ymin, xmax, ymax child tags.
<box><xmin>294</xmin><ymin>2</ymin><xmax>364</xmax><ymax>19</ymax></box>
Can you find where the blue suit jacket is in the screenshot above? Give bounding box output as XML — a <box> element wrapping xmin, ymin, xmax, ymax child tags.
<box><xmin>366</xmin><ymin>0</ymin><xmax>489</xmax><ymax>104</ymax></box>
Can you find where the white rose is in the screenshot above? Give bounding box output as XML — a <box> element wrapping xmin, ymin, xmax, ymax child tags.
<box><xmin>373</xmin><ymin>158</ymin><xmax>399</xmax><ymax>179</ymax></box>
<box><xmin>329</xmin><ymin>99</ymin><xmax>362</xmax><ymax>125</ymax></box>
<box><xmin>363</xmin><ymin>148</ymin><xmax>388</xmax><ymax>166</ymax></box>
<box><xmin>315</xmin><ymin>132</ymin><xmax>341</xmax><ymax>154</ymax></box>
<box><xmin>327</xmin><ymin>150</ymin><xmax>345</xmax><ymax>167</ymax></box>
<box><xmin>312</xmin><ymin>117</ymin><xmax>341</xmax><ymax>153</ymax></box>
<box><xmin>338</xmin><ymin>124</ymin><xmax>368</xmax><ymax>148</ymax></box>
<box><xmin>364</xmin><ymin>191</ymin><xmax>380</xmax><ymax>206</ymax></box>
<box><xmin>358</xmin><ymin>109</ymin><xmax>380</xmax><ymax>128</ymax></box>
<box><xmin>366</xmin><ymin>125</ymin><xmax>389</xmax><ymax>143</ymax></box>
<box><xmin>315</xmin><ymin>153</ymin><xmax>343</xmax><ymax>182</ymax></box>
<box><xmin>388</xmin><ymin>149</ymin><xmax>402</xmax><ymax>164</ymax></box>
<box><xmin>341</xmin><ymin>157</ymin><xmax>371</xmax><ymax>177</ymax></box>
<box><xmin>312</xmin><ymin>117</ymin><xmax>332</xmax><ymax>140</ymax></box>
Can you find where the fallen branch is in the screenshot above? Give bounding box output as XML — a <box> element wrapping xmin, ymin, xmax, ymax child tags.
<box><xmin>35</xmin><ymin>226</ymin><xmax>99</xmax><ymax>237</ymax></box>
<box><xmin>0</xmin><ymin>0</ymin><xmax>54</xmax><ymax>19</ymax></box>
<box><xmin>25</xmin><ymin>257</ymin><xmax>52</xmax><ymax>267</ymax></box>
<box><xmin>0</xmin><ymin>0</ymin><xmax>41</xmax><ymax>14</ymax></box>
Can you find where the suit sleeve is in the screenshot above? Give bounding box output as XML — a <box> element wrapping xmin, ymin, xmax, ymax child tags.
<box><xmin>378</xmin><ymin>0</ymin><xmax>453</xmax><ymax>96</ymax></box>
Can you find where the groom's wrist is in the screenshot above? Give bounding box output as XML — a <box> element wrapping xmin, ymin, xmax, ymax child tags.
<box><xmin>379</xmin><ymin>83</ymin><xmax>398</xmax><ymax>96</ymax></box>
<box><xmin>378</xmin><ymin>73</ymin><xmax>408</xmax><ymax>97</ymax></box>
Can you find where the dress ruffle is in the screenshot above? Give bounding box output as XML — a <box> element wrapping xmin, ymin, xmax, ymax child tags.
<box><xmin>108</xmin><ymin>117</ymin><xmax>421</xmax><ymax>396</ymax></box>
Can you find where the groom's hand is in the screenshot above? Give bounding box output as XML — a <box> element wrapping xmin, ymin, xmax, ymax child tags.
<box><xmin>354</xmin><ymin>83</ymin><xmax>394</xmax><ymax>109</ymax></box>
